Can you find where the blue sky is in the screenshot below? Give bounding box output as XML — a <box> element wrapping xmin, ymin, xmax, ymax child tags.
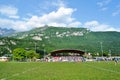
<box><xmin>0</xmin><ymin>0</ymin><xmax>120</xmax><ymax>31</ymax></box>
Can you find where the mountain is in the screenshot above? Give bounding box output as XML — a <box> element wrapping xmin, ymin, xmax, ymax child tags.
<box><xmin>0</xmin><ymin>28</ymin><xmax>16</xmax><ymax>37</ymax></box>
<box><xmin>0</xmin><ymin>26</ymin><xmax>120</xmax><ymax>56</ymax></box>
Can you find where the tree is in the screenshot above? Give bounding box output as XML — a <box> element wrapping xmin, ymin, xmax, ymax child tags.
<box><xmin>26</xmin><ymin>50</ymin><xmax>35</xmax><ymax>59</ymax></box>
<box><xmin>12</xmin><ymin>48</ymin><xmax>26</xmax><ymax>61</ymax></box>
<box><xmin>103</xmin><ymin>52</ymin><xmax>109</xmax><ymax>57</ymax></box>
<box><xmin>26</xmin><ymin>50</ymin><xmax>40</xmax><ymax>61</ymax></box>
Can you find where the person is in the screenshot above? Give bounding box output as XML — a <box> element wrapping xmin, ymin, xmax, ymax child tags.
<box><xmin>114</xmin><ymin>57</ymin><xmax>118</xmax><ymax>65</ymax></box>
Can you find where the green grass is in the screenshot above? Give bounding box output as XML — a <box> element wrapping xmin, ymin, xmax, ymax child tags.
<box><xmin>0</xmin><ymin>62</ymin><xmax>120</xmax><ymax>80</ymax></box>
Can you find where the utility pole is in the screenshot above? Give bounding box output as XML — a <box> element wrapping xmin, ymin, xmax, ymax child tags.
<box><xmin>44</xmin><ymin>49</ymin><xmax>45</xmax><ymax>58</ymax></box>
<box><xmin>42</xmin><ymin>44</ymin><xmax>45</xmax><ymax>60</ymax></box>
<box><xmin>35</xmin><ymin>43</ymin><xmax>36</xmax><ymax>52</ymax></box>
<box><xmin>100</xmin><ymin>42</ymin><xmax>103</xmax><ymax>57</ymax></box>
<box><xmin>109</xmin><ymin>49</ymin><xmax>111</xmax><ymax>57</ymax></box>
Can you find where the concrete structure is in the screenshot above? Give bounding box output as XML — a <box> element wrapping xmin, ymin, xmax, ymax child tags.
<box><xmin>0</xmin><ymin>56</ymin><xmax>9</xmax><ymax>62</ymax></box>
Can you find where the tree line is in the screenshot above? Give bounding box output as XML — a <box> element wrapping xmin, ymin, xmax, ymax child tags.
<box><xmin>12</xmin><ymin>48</ymin><xmax>40</xmax><ymax>61</ymax></box>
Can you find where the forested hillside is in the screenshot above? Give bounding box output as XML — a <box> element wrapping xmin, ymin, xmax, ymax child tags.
<box><xmin>0</xmin><ymin>27</ymin><xmax>120</xmax><ymax>56</ymax></box>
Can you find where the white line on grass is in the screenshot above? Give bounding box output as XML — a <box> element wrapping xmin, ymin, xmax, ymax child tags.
<box><xmin>85</xmin><ymin>63</ymin><xmax>120</xmax><ymax>74</ymax></box>
<box><xmin>0</xmin><ymin>67</ymin><xmax>39</xmax><ymax>80</ymax></box>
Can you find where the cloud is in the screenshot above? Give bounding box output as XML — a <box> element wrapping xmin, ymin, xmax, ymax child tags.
<box><xmin>25</xmin><ymin>7</ymin><xmax>79</xmax><ymax>28</ymax></box>
<box><xmin>112</xmin><ymin>10</ymin><xmax>120</xmax><ymax>16</ymax></box>
<box><xmin>0</xmin><ymin>18</ymin><xmax>28</xmax><ymax>31</ymax></box>
<box><xmin>37</xmin><ymin>0</ymin><xmax>66</xmax><ymax>14</ymax></box>
<box><xmin>97</xmin><ymin>0</ymin><xmax>111</xmax><ymax>7</ymax></box>
<box><xmin>0</xmin><ymin>18</ymin><xmax>14</xmax><ymax>29</ymax></box>
<box><xmin>51</xmin><ymin>0</ymin><xmax>66</xmax><ymax>8</ymax></box>
<box><xmin>101</xmin><ymin>7</ymin><xmax>108</xmax><ymax>11</ymax></box>
<box><xmin>0</xmin><ymin>5</ymin><xmax>19</xmax><ymax>19</ymax></box>
<box><xmin>112</xmin><ymin>4</ymin><xmax>120</xmax><ymax>16</ymax></box>
<box><xmin>83</xmin><ymin>20</ymin><xmax>119</xmax><ymax>31</ymax></box>
<box><xmin>1</xmin><ymin>18</ymin><xmax>119</xmax><ymax>32</ymax></box>
<box><xmin>0</xmin><ymin>7</ymin><xmax>80</xmax><ymax>31</ymax></box>
<box><xmin>9</xmin><ymin>15</ymin><xmax>20</xmax><ymax>19</ymax></box>
<box><xmin>97</xmin><ymin>0</ymin><xmax>120</xmax><ymax>16</ymax></box>
<box><xmin>68</xmin><ymin>21</ymin><xmax>82</xmax><ymax>27</ymax></box>
<box><xmin>0</xmin><ymin>1</ymin><xmax>81</xmax><ymax>31</ymax></box>
<box><xmin>97</xmin><ymin>0</ymin><xmax>112</xmax><ymax>11</ymax></box>
<box><xmin>0</xmin><ymin>2</ymin><xmax>119</xmax><ymax>32</ymax></box>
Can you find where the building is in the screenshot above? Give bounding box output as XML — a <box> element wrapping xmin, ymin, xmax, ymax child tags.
<box><xmin>0</xmin><ymin>56</ymin><xmax>9</xmax><ymax>62</ymax></box>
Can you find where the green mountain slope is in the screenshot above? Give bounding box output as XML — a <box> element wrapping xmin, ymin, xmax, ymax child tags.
<box><xmin>0</xmin><ymin>27</ymin><xmax>120</xmax><ymax>56</ymax></box>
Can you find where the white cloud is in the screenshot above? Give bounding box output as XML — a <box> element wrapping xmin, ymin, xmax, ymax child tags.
<box><xmin>83</xmin><ymin>20</ymin><xmax>119</xmax><ymax>31</ymax></box>
<box><xmin>0</xmin><ymin>5</ymin><xmax>19</xmax><ymax>19</ymax></box>
<box><xmin>101</xmin><ymin>7</ymin><xmax>108</xmax><ymax>11</ymax></box>
<box><xmin>84</xmin><ymin>21</ymin><xmax>99</xmax><ymax>27</ymax></box>
<box><xmin>97</xmin><ymin>0</ymin><xmax>112</xmax><ymax>7</ymax></box>
<box><xmin>25</xmin><ymin>7</ymin><xmax>78</xmax><ymax>29</ymax></box>
<box><xmin>112</xmin><ymin>4</ymin><xmax>120</xmax><ymax>16</ymax></box>
<box><xmin>112</xmin><ymin>10</ymin><xmax>120</xmax><ymax>16</ymax></box>
<box><xmin>51</xmin><ymin>0</ymin><xmax>67</xmax><ymax>8</ymax></box>
<box><xmin>0</xmin><ymin>7</ymin><xmax>80</xmax><ymax>31</ymax></box>
<box><xmin>97</xmin><ymin>0</ymin><xmax>111</xmax><ymax>11</ymax></box>
<box><xmin>42</xmin><ymin>7</ymin><xmax>75</xmax><ymax>23</ymax></box>
<box><xmin>37</xmin><ymin>0</ymin><xmax>66</xmax><ymax>14</ymax></box>
<box><xmin>0</xmin><ymin>18</ymin><xmax>14</xmax><ymax>29</ymax></box>
<box><xmin>68</xmin><ymin>21</ymin><xmax>82</xmax><ymax>27</ymax></box>
<box><xmin>1</xmin><ymin>18</ymin><xmax>119</xmax><ymax>32</ymax></box>
<box><xmin>0</xmin><ymin>18</ymin><xmax>28</xmax><ymax>31</ymax></box>
<box><xmin>0</xmin><ymin>3</ymin><xmax>119</xmax><ymax>32</ymax></box>
<box><xmin>9</xmin><ymin>15</ymin><xmax>20</xmax><ymax>19</ymax></box>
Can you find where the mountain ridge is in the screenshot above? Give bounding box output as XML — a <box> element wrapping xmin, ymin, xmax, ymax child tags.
<box><xmin>0</xmin><ymin>28</ymin><xmax>16</xmax><ymax>37</ymax></box>
<box><xmin>0</xmin><ymin>26</ymin><xmax>120</xmax><ymax>56</ymax></box>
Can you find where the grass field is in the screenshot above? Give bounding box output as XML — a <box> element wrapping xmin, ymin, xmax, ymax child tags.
<box><xmin>0</xmin><ymin>61</ymin><xmax>120</xmax><ymax>80</ymax></box>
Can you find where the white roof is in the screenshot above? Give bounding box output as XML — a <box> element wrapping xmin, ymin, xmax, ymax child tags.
<box><xmin>0</xmin><ymin>56</ymin><xmax>8</xmax><ymax>58</ymax></box>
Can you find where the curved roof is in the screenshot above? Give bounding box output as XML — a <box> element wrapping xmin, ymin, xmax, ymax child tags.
<box><xmin>50</xmin><ymin>49</ymin><xmax>85</xmax><ymax>56</ymax></box>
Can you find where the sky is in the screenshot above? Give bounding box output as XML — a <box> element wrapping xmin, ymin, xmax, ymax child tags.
<box><xmin>0</xmin><ymin>0</ymin><xmax>120</xmax><ymax>32</ymax></box>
